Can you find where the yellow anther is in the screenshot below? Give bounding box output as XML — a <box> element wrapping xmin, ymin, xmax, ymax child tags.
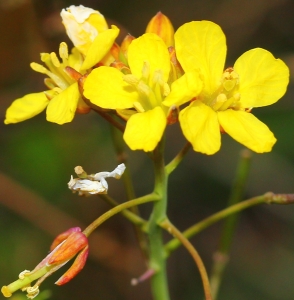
<box><xmin>212</xmin><ymin>93</ymin><xmax>227</xmax><ymax>111</ymax></box>
<box><xmin>141</xmin><ymin>61</ymin><xmax>150</xmax><ymax>82</ymax></box>
<box><xmin>123</xmin><ymin>74</ymin><xmax>139</xmax><ymax>86</ymax></box>
<box><xmin>44</xmin><ymin>78</ymin><xmax>57</xmax><ymax>89</ymax></box>
<box><xmin>19</xmin><ymin>270</ymin><xmax>31</xmax><ymax>280</ymax></box>
<box><xmin>59</xmin><ymin>42</ymin><xmax>69</xmax><ymax>62</ymax></box>
<box><xmin>52</xmin><ymin>87</ymin><xmax>63</xmax><ymax>94</ymax></box>
<box><xmin>50</xmin><ymin>52</ymin><xmax>61</xmax><ymax>68</ymax></box>
<box><xmin>133</xmin><ymin>102</ymin><xmax>145</xmax><ymax>113</ymax></box>
<box><xmin>26</xmin><ymin>285</ymin><xmax>40</xmax><ymax>299</ymax></box>
<box><xmin>163</xmin><ymin>82</ymin><xmax>170</xmax><ymax>97</ymax></box>
<box><xmin>153</xmin><ymin>69</ymin><xmax>164</xmax><ymax>85</ymax></box>
<box><xmin>30</xmin><ymin>62</ymin><xmax>48</xmax><ymax>74</ymax></box>
<box><xmin>137</xmin><ymin>80</ymin><xmax>151</xmax><ymax>97</ymax></box>
<box><xmin>218</xmin><ymin>96</ymin><xmax>236</xmax><ymax>111</ymax></box>
<box><xmin>233</xmin><ymin>92</ymin><xmax>240</xmax><ymax>102</ymax></box>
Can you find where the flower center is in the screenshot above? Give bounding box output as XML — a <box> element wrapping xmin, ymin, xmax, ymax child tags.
<box><xmin>209</xmin><ymin>67</ymin><xmax>241</xmax><ymax>112</ymax></box>
<box><xmin>30</xmin><ymin>42</ymin><xmax>76</xmax><ymax>92</ymax></box>
<box><xmin>123</xmin><ymin>61</ymin><xmax>170</xmax><ymax>112</ymax></box>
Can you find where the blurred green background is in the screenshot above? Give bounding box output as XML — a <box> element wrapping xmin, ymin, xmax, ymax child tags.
<box><xmin>1</xmin><ymin>0</ymin><xmax>294</xmax><ymax>299</ymax></box>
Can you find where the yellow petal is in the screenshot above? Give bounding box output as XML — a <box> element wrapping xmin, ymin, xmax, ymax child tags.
<box><xmin>123</xmin><ymin>106</ymin><xmax>166</xmax><ymax>151</ymax></box>
<box><xmin>179</xmin><ymin>101</ymin><xmax>221</xmax><ymax>155</ymax></box>
<box><xmin>81</xmin><ymin>25</ymin><xmax>120</xmax><ymax>70</ymax></box>
<box><xmin>61</xmin><ymin>5</ymin><xmax>108</xmax><ymax>56</ymax></box>
<box><xmin>46</xmin><ymin>83</ymin><xmax>80</xmax><ymax>124</ymax></box>
<box><xmin>83</xmin><ymin>66</ymin><xmax>138</xmax><ymax>109</ymax></box>
<box><xmin>218</xmin><ymin>109</ymin><xmax>276</xmax><ymax>153</ymax></box>
<box><xmin>68</xmin><ymin>47</ymin><xmax>84</xmax><ymax>72</ymax></box>
<box><xmin>163</xmin><ymin>70</ymin><xmax>203</xmax><ymax>107</ymax></box>
<box><xmin>4</xmin><ymin>92</ymin><xmax>49</xmax><ymax>124</ymax></box>
<box><xmin>175</xmin><ymin>21</ymin><xmax>226</xmax><ymax>95</ymax></box>
<box><xmin>145</xmin><ymin>12</ymin><xmax>175</xmax><ymax>47</ymax></box>
<box><xmin>234</xmin><ymin>48</ymin><xmax>289</xmax><ymax>108</ymax></box>
<box><xmin>128</xmin><ymin>33</ymin><xmax>170</xmax><ymax>82</ymax></box>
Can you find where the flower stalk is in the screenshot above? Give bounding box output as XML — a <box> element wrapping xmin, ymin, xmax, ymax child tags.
<box><xmin>147</xmin><ymin>139</ymin><xmax>170</xmax><ymax>300</ymax></box>
<box><xmin>160</xmin><ymin>218</ymin><xmax>212</xmax><ymax>300</ymax></box>
<box><xmin>164</xmin><ymin>193</ymin><xmax>294</xmax><ymax>256</ymax></box>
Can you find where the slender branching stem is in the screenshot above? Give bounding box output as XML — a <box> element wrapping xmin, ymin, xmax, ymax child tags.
<box><xmin>160</xmin><ymin>218</ymin><xmax>212</xmax><ymax>300</ymax></box>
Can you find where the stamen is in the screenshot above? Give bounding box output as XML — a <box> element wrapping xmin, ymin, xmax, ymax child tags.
<box><xmin>123</xmin><ymin>74</ymin><xmax>139</xmax><ymax>86</ymax></box>
<box><xmin>163</xmin><ymin>82</ymin><xmax>170</xmax><ymax>97</ymax></box>
<box><xmin>152</xmin><ymin>69</ymin><xmax>165</xmax><ymax>102</ymax></box>
<box><xmin>19</xmin><ymin>270</ymin><xmax>31</xmax><ymax>280</ymax></box>
<box><xmin>133</xmin><ymin>101</ymin><xmax>145</xmax><ymax>113</ymax></box>
<box><xmin>44</xmin><ymin>78</ymin><xmax>57</xmax><ymax>89</ymax></box>
<box><xmin>50</xmin><ymin>52</ymin><xmax>61</xmax><ymax>68</ymax></box>
<box><xmin>212</xmin><ymin>93</ymin><xmax>227</xmax><ymax>111</ymax></box>
<box><xmin>31</xmin><ymin>63</ymin><xmax>68</xmax><ymax>90</ymax></box>
<box><xmin>141</xmin><ymin>61</ymin><xmax>150</xmax><ymax>82</ymax></box>
<box><xmin>26</xmin><ymin>285</ymin><xmax>40</xmax><ymax>299</ymax></box>
<box><xmin>30</xmin><ymin>62</ymin><xmax>48</xmax><ymax>75</ymax></box>
<box><xmin>59</xmin><ymin>42</ymin><xmax>69</xmax><ymax>63</ymax></box>
<box><xmin>137</xmin><ymin>81</ymin><xmax>158</xmax><ymax>108</ymax></box>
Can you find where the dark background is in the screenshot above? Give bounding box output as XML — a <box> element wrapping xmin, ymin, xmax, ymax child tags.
<box><xmin>1</xmin><ymin>0</ymin><xmax>294</xmax><ymax>299</ymax></box>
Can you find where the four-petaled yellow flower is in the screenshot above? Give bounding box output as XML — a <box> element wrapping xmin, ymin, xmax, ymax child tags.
<box><xmin>163</xmin><ymin>21</ymin><xmax>289</xmax><ymax>154</ymax></box>
<box><xmin>4</xmin><ymin>42</ymin><xmax>86</xmax><ymax>125</ymax></box>
<box><xmin>83</xmin><ymin>33</ymin><xmax>202</xmax><ymax>151</ymax></box>
<box><xmin>61</xmin><ymin>5</ymin><xmax>119</xmax><ymax>70</ymax></box>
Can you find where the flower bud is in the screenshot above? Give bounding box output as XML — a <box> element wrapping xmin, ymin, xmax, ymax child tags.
<box><xmin>145</xmin><ymin>12</ymin><xmax>175</xmax><ymax>47</ymax></box>
<box><xmin>120</xmin><ymin>34</ymin><xmax>135</xmax><ymax>62</ymax></box>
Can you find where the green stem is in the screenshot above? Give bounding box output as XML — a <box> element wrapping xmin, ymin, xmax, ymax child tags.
<box><xmin>148</xmin><ymin>139</ymin><xmax>170</xmax><ymax>300</ymax></box>
<box><xmin>98</xmin><ymin>194</ymin><xmax>147</xmax><ymax>228</ymax></box>
<box><xmin>210</xmin><ymin>149</ymin><xmax>251</xmax><ymax>299</ymax></box>
<box><xmin>83</xmin><ymin>193</ymin><xmax>159</xmax><ymax>237</ymax></box>
<box><xmin>160</xmin><ymin>218</ymin><xmax>212</xmax><ymax>300</ymax></box>
<box><xmin>164</xmin><ymin>192</ymin><xmax>294</xmax><ymax>256</ymax></box>
<box><xmin>165</xmin><ymin>142</ymin><xmax>191</xmax><ymax>175</ymax></box>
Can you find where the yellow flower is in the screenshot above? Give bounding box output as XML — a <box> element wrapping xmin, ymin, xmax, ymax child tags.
<box><xmin>4</xmin><ymin>43</ymin><xmax>86</xmax><ymax>125</ymax></box>
<box><xmin>61</xmin><ymin>5</ymin><xmax>119</xmax><ymax>70</ymax></box>
<box><xmin>83</xmin><ymin>33</ymin><xmax>202</xmax><ymax>151</ymax></box>
<box><xmin>163</xmin><ymin>21</ymin><xmax>289</xmax><ymax>155</ymax></box>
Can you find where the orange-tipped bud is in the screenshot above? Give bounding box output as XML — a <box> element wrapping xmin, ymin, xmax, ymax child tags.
<box><xmin>120</xmin><ymin>34</ymin><xmax>135</xmax><ymax>61</ymax></box>
<box><xmin>168</xmin><ymin>46</ymin><xmax>184</xmax><ymax>80</ymax></box>
<box><xmin>109</xmin><ymin>43</ymin><xmax>120</xmax><ymax>61</ymax></box>
<box><xmin>146</xmin><ymin>12</ymin><xmax>175</xmax><ymax>47</ymax></box>
<box><xmin>110</xmin><ymin>61</ymin><xmax>131</xmax><ymax>74</ymax></box>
